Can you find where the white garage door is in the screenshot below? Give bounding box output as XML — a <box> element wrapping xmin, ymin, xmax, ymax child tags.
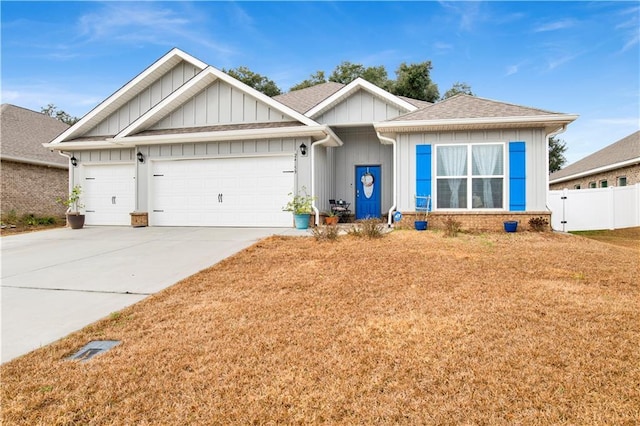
<box><xmin>150</xmin><ymin>156</ymin><xmax>295</xmax><ymax>227</ymax></box>
<box><xmin>82</xmin><ymin>164</ymin><xmax>136</xmax><ymax>226</ymax></box>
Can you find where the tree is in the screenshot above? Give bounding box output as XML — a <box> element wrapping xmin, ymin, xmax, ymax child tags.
<box><xmin>41</xmin><ymin>104</ymin><xmax>79</xmax><ymax>126</ymax></box>
<box><xmin>223</xmin><ymin>66</ymin><xmax>282</xmax><ymax>96</ymax></box>
<box><xmin>549</xmin><ymin>136</ymin><xmax>568</xmax><ymax>173</ymax></box>
<box><xmin>442</xmin><ymin>81</ymin><xmax>474</xmax><ymax>100</ymax></box>
<box><xmin>392</xmin><ymin>61</ymin><xmax>439</xmax><ymax>102</ymax></box>
<box><xmin>328</xmin><ymin>62</ymin><xmax>390</xmax><ymax>89</ymax></box>
<box><xmin>289</xmin><ymin>71</ymin><xmax>327</xmax><ymax>91</ymax></box>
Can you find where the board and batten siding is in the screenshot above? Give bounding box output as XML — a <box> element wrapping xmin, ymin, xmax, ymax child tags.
<box><xmin>151</xmin><ymin>80</ymin><xmax>294</xmax><ymax>129</ymax></box>
<box><xmin>329</xmin><ymin>127</ymin><xmax>393</xmax><ymax>214</ymax></box>
<box><xmin>86</xmin><ymin>61</ymin><xmax>200</xmax><ymax>137</ymax></box>
<box><xmin>395</xmin><ymin>129</ymin><xmax>549</xmax><ymax>212</ymax></box>
<box><xmin>314</xmin><ymin>89</ymin><xmax>407</xmax><ymax>125</ymax></box>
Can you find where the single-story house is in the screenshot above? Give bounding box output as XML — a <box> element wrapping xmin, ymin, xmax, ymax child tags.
<box><xmin>549</xmin><ymin>130</ymin><xmax>640</xmax><ymax>190</ymax></box>
<box><xmin>45</xmin><ymin>48</ymin><xmax>578</xmax><ymax>230</ymax></box>
<box><xmin>1</xmin><ymin>104</ymin><xmax>69</xmax><ymax>220</ymax></box>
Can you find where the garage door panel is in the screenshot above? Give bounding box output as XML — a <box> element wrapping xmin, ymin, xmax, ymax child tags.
<box><xmin>83</xmin><ymin>164</ymin><xmax>135</xmax><ymax>226</ymax></box>
<box><xmin>150</xmin><ymin>156</ymin><xmax>294</xmax><ymax>227</ymax></box>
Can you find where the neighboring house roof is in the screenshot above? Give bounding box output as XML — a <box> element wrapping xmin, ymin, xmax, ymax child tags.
<box><xmin>375</xmin><ymin>94</ymin><xmax>578</xmax><ymax>133</ymax></box>
<box><xmin>397</xmin><ymin>96</ymin><xmax>432</xmax><ymax>109</ymax></box>
<box><xmin>0</xmin><ymin>104</ymin><xmax>69</xmax><ymax>168</ymax></box>
<box><xmin>274</xmin><ymin>82</ymin><xmax>345</xmax><ymax>114</ymax></box>
<box><xmin>549</xmin><ymin>130</ymin><xmax>640</xmax><ymax>184</ymax></box>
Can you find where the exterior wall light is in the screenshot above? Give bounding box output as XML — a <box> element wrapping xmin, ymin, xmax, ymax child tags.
<box><xmin>137</xmin><ymin>152</ymin><xmax>145</xmax><ymax>163</ymax></box>
<box><xmin>70</xmin><ymin>156</ymin><xmax>78</xmax><ymax>167</ymax></box>
<box><xmin>299</xmin><ymin>143</ymin><xmax>307</xmax><ymax>156</ymax></box>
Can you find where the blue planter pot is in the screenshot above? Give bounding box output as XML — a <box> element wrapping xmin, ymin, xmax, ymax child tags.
<box><xmin>294</xmin><ymin>214</ymin><xmax>310</xmax><ymax>230</ymax></box>
<box><xmin>504</xmin><ymin>221</ymin><xmax>518</xmax><ymax>233</ymax></box>
<box><xmin>414</xmin><ymin>220</ymin><xmax>428</xmax><ymax>231</ymax></box>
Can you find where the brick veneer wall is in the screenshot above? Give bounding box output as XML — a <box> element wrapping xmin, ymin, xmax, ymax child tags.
<box><xmin>549</xmin><ymin>164</ymin><xmax>640</xmax><ymax>190</ymax></box>
<box><xmin>1</xmin><ymin>160</ymin><xmax>68</xmax><ymax>219</ymax></box>
<box><xmin>394</xmin><ymin>211</ymin><xmax>552</xmax><ymax>232</ymax></box>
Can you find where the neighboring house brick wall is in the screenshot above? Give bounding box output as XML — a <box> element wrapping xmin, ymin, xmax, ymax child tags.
<box><xmin>1</xmin><ymin>160</ymin><xmax>68</xmax><ymax>219</ymax></box>
<box><xmin>549</xmin><ymin>164</ymin><xmax>640</xmax><ymax>190</ymax></box>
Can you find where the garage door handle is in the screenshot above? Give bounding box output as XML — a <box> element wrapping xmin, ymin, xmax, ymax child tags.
<box><xmin>112</xmin><ymin>196</ymin><xmax>116</xmax><ymax>205</ymax></box>
<box><xmin>218</xmin><ymin>193</ymin><xmax>223</xmax><ymax>203</ymax></box>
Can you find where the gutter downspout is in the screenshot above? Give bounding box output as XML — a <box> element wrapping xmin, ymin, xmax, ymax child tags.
<box><xmin>376</xmin><ymin>131</ymin><xmax>397</xmax><ymax>227</ymax></box>
<box><xmin>58</xmin><ymin>151</ymin><xmax>74</xmax><ymax>214</ymax></box>
<box><xmin>545</xmin><ymin>125</ymin><xmax>568</xmax><ymax>232</ymax></box>
<box><xmin>311</xmin><ymin>135</ymin><xmax>331</xmax><ymax>226</ymax></box>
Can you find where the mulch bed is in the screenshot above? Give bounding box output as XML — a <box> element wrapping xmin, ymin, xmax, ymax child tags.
<box><xmin>1</xmin><ymin>230</ymin><xmax>638</xmax><ymax>424</ymax></box>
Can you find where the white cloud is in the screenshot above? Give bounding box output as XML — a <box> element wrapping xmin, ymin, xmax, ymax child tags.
<box><xmin>533</xmin><ymin>19</ymin><xmax>576</xmax><ymax>33</ymax></box>
<box><xmin>505</xmin><ymin>64</ymin><xmax>519</xmax><ymax>76</ymax></box>
<box><xmin>74</xmin><ymin>3</ymin><xmax>234</xmax><ymax>55</ymax></box>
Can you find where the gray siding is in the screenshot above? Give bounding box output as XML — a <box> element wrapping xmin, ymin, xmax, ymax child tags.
<box><xmin>151</xmin><ymin>80</ymin><xmax>293</xmax><ymax>129</ymax></box>
<box><xmin>395</xmin><ymin>129</ymin><xmax>548</xmax><ymax>212</ymax></box>
<box><xmin>86</xmin><ymin>61</ymin><xmax>200</xmax><ymax>136</ymax></box>
<box><xmin>330</xmin><ymin>127</ymin><xmax>393</xmax><ymax>215</ymax></box>
<box><xmin>315</xmin><ymin>90</ymin><xmax>406</xmax><ymax>125</ymax></box>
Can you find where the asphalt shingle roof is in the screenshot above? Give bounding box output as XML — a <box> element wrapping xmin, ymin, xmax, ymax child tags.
<box><xmin>273</xmin><ymin>82</ymin><xmax>346</xmax><ymax>114</ymax></box>
<box><xmin>1</xmin><ymin>104</ymin><xmax>69</xmax><ymax>166</ymax></box>
<box><xmin>549</xmin><ymin>130</ymin><xmax>640</xmax><ymax>181</ymax></box>
<box><xmin>391</xmin><ymin>93</ymin><xmax>564</xmax><ymax>121</ymax></box>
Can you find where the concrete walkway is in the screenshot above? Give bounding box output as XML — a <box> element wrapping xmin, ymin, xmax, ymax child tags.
<box><xmin>1</xmin><ymin>226</ymin><xmax>308</xmax><ymax>363</ymax></box>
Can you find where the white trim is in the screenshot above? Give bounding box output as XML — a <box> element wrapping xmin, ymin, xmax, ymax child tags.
<box><xmin>305</xmin><ymin>77</ymin><xmax>417</xmax><ymax>118</ymax></box>
<box><xmin>49</xmin><ymin>48</ymin><xmax>207</xmax><ymax>146</ymax></box>
<box><xmin>45</xmin><ymin>125</ymin><xmax>343</xmax><ymax>150</ymax></box>
<box><xmin>549</xmin><ymin>157</ymin><xmax>640</xmax><ymax>184</ymax></box>
<box><xmin>375</xmin><ymin>114</ymin><xmax>579</xmax><ymax>131</ymax></box>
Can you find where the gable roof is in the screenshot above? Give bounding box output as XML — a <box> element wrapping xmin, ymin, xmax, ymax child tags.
<box><xmin>375</xmin><ymin>94</ymin><xmax>578</xmax><ymax>133</ymax></box>
<box><xmin>46</xmin><ymin>49</ymin><xmax>341</xmax><ymax>149</ymax></box>
<box><xmin>549</xmin><ymin>130</ymin><xmax>640</xmax><ymax>184</ymax></box>
<box><xmin>305</xmin><ymin>78</ymin><xmax>418</xmax><ymax>119</ymax></box>
<box><xmin>49</xmin><ymin>48</ymin><xmax>208</xmax><ymax>145</ymax></box>
<box><xmin>0</xmin><ymin>104</ymin><xmax>69</xmax><ymax>167</ymax></box>
<box><xmin>274</xmin><ymin>82</ymin><xmax>345</xmax><ymax>114</ymax></box>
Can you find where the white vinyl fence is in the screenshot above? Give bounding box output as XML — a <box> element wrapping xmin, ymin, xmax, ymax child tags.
<box><xmin>548</xmin><ymin>183</ymin><xmax>640</xmax><ymax>232</ymax></box>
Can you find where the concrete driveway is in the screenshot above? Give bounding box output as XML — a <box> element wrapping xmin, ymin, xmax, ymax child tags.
<box><xmin>1</xmin><ymin>226</ymin><xmax>306</xmax><ymax>363</ymax></box>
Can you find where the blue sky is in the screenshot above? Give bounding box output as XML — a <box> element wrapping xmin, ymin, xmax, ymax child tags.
<box><xmin>1</xmin><ymin>1</ymin><xmax>638</xmax><ymax>164</ymax></box>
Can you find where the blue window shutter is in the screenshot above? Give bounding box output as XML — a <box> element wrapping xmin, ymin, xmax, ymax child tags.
<box><xmin>416</xmin><ymin>144</ymin><xmax>432</xmax><ymax>198</ymax></box>
<box><xmin>509</xmin><ymin>141</ymin><xmax>526</xmax><ymax>211</ymax></box>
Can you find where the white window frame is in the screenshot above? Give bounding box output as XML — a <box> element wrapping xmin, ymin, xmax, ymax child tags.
<box><xmin>434</xmin><ymin>143</ymin><xmax>506</xmax><ymax>210</ymax></box>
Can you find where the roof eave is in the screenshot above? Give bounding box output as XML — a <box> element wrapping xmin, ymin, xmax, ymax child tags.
<box><xmin>374</xmin><ymin>115</ymin><xmax>579</xmax><ymax>133</ymax></box>
<box><xmin>549</xmin><ymin>157</ymin><xmax>640</xmax><ymax>184</ymax></box>
<box><xmin>47</xmin><ymin>125</ymin><xmax>343</xmax><ymax>150</ymax></box>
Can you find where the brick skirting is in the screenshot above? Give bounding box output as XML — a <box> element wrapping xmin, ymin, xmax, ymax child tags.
<box><xmin>394</xmin><ymin>211</ymin><xmax>552</xmax><ymax>232</ymax></box>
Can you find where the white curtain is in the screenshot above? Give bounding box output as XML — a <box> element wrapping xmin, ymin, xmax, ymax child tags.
<box><xmin>439</xmin><ymin>146</ymin><xmax>467</xmax><ymax>208</ymax></box>
<box><xmin>473</xmin><ymin>145</ymin><xmax>502</xmax><ymax>208</ymax></box>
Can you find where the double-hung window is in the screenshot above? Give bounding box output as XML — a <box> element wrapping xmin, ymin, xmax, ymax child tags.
<box><xmin>436</xmin><ymin>143</ymin><xmax>505</xmax><ymax>209</ymax></box>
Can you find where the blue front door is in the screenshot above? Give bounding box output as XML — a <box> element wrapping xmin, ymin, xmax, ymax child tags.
<box><xmin>355</xmin><ymin>165</ymin><xmax>381</xmax><ymax>219</ymax></box>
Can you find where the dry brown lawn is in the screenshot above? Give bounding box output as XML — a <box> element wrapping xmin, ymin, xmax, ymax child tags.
<box><xmin>1</xmin><ymin>230</ymin><xmax>638</xmax><ymax>424</ymax></box>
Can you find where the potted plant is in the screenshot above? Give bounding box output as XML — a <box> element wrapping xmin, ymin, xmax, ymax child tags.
<box><xmin>283</xmin><ymin>187</ymin><xmax>316</xmax><ymax>230</ymax></box>
<box><xmin>503</xmin><ymin>220</ymin><xmax>518</xmax><ymax>233</ymax></box>
<box><xmin>414</xmin><ymin>195</ymin><xmax>430</xmax><ymax>231</ymax></box>
<box><xmin>57</xmin><ymin>185</ymin><xmax>85</xmax><ymax>229</ymax></box>
<box><xmin>414</xmin><ymin>209</ymin><xmax>428</xmax><ymax>231</ymax></box>
<box><xmin>324</xmin><ymin>210</ymin><xmax>339</xmax><ymax>225</ymax></box>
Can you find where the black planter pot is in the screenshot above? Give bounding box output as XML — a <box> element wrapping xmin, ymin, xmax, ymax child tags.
<box><xmin>67</xmin><ymin>214</ymin><xmax>85</xmax><ymax>229</ymax></box>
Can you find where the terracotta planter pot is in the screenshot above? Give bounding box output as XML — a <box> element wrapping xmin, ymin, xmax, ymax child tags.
<box><xmin>325</xmin><ymin>216</ymin><xmax>339</xmax><ymax>225</ymax></box>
